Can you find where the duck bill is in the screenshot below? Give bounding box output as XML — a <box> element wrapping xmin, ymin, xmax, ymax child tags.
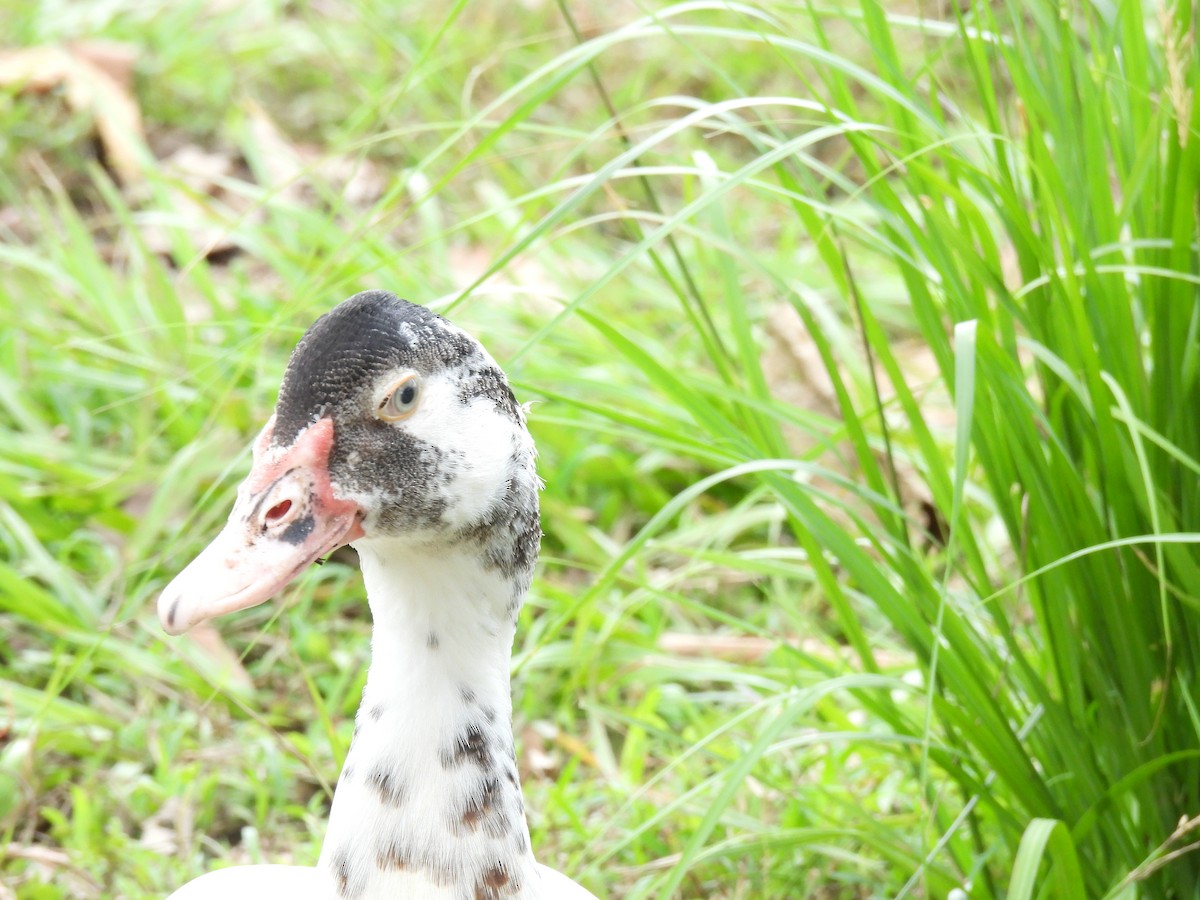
<box><xmin>158</xmin><ymin>417</ymin><xmax>364</xmax><ymax>636</ymax></box>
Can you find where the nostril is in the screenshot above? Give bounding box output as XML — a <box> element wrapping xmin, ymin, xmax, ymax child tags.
<box><xmin>265</xmin><ymin>499</ymin><xmax>293</xmax><ymax>523</ymax></box>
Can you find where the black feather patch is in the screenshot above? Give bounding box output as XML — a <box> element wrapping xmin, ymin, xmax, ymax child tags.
<box><xmin>273</xmin><ymin>291</ymin><xmax>477</xmax><ymax>447</ymax></box>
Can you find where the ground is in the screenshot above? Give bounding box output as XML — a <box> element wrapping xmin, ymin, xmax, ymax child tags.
<box><xmin>1</xmin><ymin>1</ymin><xmax>1198</xmax><ymax>898</ymax></box>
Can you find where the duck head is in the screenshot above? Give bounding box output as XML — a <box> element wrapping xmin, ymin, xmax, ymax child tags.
<box><xmin>158</xmin><ymin>290</ymin><xmax>538</xmax><ymax>635</ymax></box>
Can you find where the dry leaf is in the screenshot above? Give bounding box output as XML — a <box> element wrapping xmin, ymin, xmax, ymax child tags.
<box><xmin>242</xmin><ymin>97</ymin><xmax>308</xmax><ymax>204</ymax></box>
<box><xmin>314</xmin><ymin>153</ymin><xmax>387</xmax><ymax>208</ymax></box>
<box><xmin>763</xmin><ymin>302</ymin><xmax>947</xmax><ymax>539</ymax></box>
<box><xmin>0</xmin><ymin>42</ymin><xmax>146</xmax><ymax>184</ymax></box>
<box><xmin>67</xmin><ymin>40</ymin><xmax>135</xmax><ymax>91</ymax></box>
<box><xmin>763</xmin><ymin>302</ymin><xmax>840</xmax><ymax>422</ymax></box>
<box><xmin>2</xmin><ymin>843</ymin><xmax>100</xmax><ymax>898</ymax></box>
<box><xmin>657</xmin><ymin>631</ymin><xmax>912</xmax><ymax>669</ymax></box>
<box><xmin>519</xmin><ymin>724</ymin><xmax>559</xmax><ymax>781</ymax></box>
<box><xmin>241</xmin><ymin>98</ymin><xmax>386</xmax><ymax>210</ymax></box>
<box><xmin>139</xmin><ymin>143</ymin><xmax>248</xmax><ymax>264</ymax></box>
<box><xmin>657</xmin><ymin>632</ymin><xmax>783</xmax><ymax>663</ymax></box>
<box><xmin>139</xmin><ymin>796</ymin><xmax>184</xmax><ymax>856</ymax></box>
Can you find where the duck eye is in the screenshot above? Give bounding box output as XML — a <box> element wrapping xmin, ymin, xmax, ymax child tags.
<box><xmin>377</xmin><ymin>374</ymin><xmax>421</xmax><ymax>421</ymax></box>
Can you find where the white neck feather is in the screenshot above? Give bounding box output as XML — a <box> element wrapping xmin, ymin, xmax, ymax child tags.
<box><xmin>317</xmin><ymin>538</ymin><xmax>538</xmax><ymax>900</ymax></box>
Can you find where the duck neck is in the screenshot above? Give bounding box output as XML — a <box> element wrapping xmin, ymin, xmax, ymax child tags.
<box><xmin>318</xmin><ymin>538</ymin><xmax>537</xmax><ymax>900</ymax></box>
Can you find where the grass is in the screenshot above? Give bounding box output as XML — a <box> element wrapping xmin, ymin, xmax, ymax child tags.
<box><xmin>1</xmin><ymin>0</ymin><xmax>1198</xmax><ymax>896</ymax></box>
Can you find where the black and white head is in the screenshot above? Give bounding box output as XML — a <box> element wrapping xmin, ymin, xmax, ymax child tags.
<box><xmin>158</xmin><ymin>290</ymin><xmax>540</xmax><ymax>634</ymax></box>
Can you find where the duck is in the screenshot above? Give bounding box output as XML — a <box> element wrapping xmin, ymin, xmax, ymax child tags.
<box><xmin>157</xmin><ymin>290</ymin><xmax>597</xmax><ymax>900</ymax></box>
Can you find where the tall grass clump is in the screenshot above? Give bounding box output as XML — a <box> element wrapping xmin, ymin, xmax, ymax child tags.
<box><xmin>490</xmin><ymin>0</ymin><xmax>1200</xmax><ymax>894</ymax></box>
<box><xmin>0</xmin><ymin>0</ymin><xmax>1197</xmax><ymax>896</ymax></box>
<box><xmin>822</xmin><ymin>0</ymin><xmax>1199</xmax><ymax>893</ymax></box>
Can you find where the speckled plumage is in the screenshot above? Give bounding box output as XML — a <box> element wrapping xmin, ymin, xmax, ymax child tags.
<box><xmin>289</xmin><ymin>294</ymin><xmax>543</xmax><ymax>900</ymax></box>
<box><xmin>325</xmin><ymin>536</ymin><xmax>538</xmax><ymax>900</ymax></box>
<box><xmin>163</xmin><ymin>293</ymin><xmax>593</xmax><ymax>900</ymax></box>
<box><xmin>274</xmin><ymin>292</ymin><xmax>534</xmax><ymax>544</ymax></box>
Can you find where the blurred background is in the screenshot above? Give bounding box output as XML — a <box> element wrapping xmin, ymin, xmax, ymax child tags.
<box><xmin>1</xmin><ymin>0</ymin><xmax>1198</xmax><ymax>897</ymax></box>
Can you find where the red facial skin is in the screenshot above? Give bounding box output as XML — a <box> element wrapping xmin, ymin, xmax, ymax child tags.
<box><xmin>158</xmin><ymin>416</ymin><xmax>364</xmax><ymax>635</ymax></box>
